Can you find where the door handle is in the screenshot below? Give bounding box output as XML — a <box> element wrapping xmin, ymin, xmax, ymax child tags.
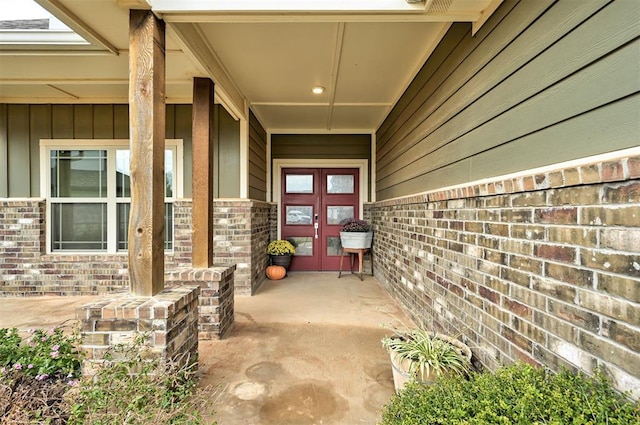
<box><xmin>314</xmin><ymin>222</ymin><xmax>319</xmax><ymax>239</ymax></box>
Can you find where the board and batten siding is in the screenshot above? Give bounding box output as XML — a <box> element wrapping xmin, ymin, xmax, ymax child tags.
<box><xmin>214</xmin><ymin>105</ymin><xmax>241</xmax><ymax>198</ymax></box>
<box><xmin>1</xmin><ymin>104</ymin><xmax>132</xmax><ymax>198</ymax></box>
<box><xmin>248</xmin><ymin>110</ymin><xmax>267</xmax><ymax>201</ymax></box>
<box><xmin>0</xmin><ymin>103</ymin><xmax>244</xmax><ymax>199</ymax></box>
<box><xmin>376</xmin><ymin>0</ymin><xmax>640</xmax><ymax>201</ymax></box>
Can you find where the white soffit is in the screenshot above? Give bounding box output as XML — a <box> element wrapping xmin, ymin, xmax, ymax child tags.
<box><xmin>0</xmin><ymin>0</ymin><xmax>504</xmax><ymax>132</ymax></box>
<box><xmin>153</xmin><ymin>0</ymin><xmax>502</xmax><ymax>131</ymax></box>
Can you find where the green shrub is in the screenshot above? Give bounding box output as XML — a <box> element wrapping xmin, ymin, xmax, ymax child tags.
<box><xmin>0</xmin><ymin>325</ymin><xmax>83</xmax><ymax>381</ymax></box>
<box><xmin>0</xmin><ymin>326</ymin><xmax>83</xmax><ymax>423</ymax></box>
<box><xmin>380</xmin><ymin>362</ymin><xmax>639</xmax><ymax>425</ymax></box>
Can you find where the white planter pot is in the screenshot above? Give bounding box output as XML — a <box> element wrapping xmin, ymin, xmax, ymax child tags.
<box><xmin>389</xmin><ymin>352</ymin><xmax>413</xmax><ymax>393</ymax></box>
<box><xmin>340</xmin><ymin>231</ymin><xmax>373</xmax><ymax>249</ymax></box>
<box><xmin>387</xmin><ymin>334</ymin><xmax>472</xmax><ymax>393</ymax></box>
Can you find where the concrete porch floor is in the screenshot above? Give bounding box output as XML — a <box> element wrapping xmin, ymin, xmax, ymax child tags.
<box><xmin>0</xmin><ymin>271</ymin><xmax>413</xmax><ymax>425</ymax></box>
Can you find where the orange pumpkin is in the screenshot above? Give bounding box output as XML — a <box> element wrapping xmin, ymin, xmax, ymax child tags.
<box><xmin>266</xmin><ymin>265</ymin><xmax>286</xmax><ymax>280</ymax></box>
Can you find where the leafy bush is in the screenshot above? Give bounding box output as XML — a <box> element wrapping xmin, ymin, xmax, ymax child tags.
<box><xmin>0</xmin><ymin>325</ymin><xmax>82</xmax><ymax>381</ymax></box>
<box><xmin>0</xmin><ymin>325</ymin><xmax>83</xmax><ymax>423</ymax></box>
<box><xmin>380</xmin><ymin>362</ymin><xmax>639</xmax><ymax>425</ymax></box>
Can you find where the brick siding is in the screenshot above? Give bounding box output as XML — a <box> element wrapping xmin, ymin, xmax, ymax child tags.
<box><xmin>0</xmin><ymin>199</ymin><xmax>271</xmax><ymax>296</ymax></box>
<box><xmin>212</xmin><ymin>199</ymin><xmax>273</xmax><ymax>295</ymax></box>
<box><xmin>78</xmin><ymin>285</ymin><xmax>200</xmax><ymax>373</ymax></box>
<box><xmin>372</xmin><ymin>154</ymin><xmax>640</xmax><ymax>397</ymax></box>
<box><xmin>165</xmin><ymin>266</ymin><xmax>235</xmax><ymax>339</ymax></box>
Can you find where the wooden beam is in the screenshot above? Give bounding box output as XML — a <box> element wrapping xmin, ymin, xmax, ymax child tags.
<box><xmin>191</xmin><ymin>77</ymin><xmax>215</xmax><ymax>268</ymax></box>
<box><xmin>128</xmin><ymin>9</ymin><xmax>166</xmax><ymax>297</ymax></box>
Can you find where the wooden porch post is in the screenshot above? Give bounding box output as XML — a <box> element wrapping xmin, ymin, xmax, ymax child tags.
<box><xmin>128</xmin><ymin>9</ymin><xmax>166</xmax><ymax>296</ymax></box>
<box><xmin>191</xmin><ymin>77</ymin><xmax>215</xmax><ymax>268</ymax></box>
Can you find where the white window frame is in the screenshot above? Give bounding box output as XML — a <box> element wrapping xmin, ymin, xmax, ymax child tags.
<box><xmin>39</xmin><ymin>139</ymin><xmax>184</xmax><ymax>255</ymax></box>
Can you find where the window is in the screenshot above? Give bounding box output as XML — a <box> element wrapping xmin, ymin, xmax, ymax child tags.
<box><xmin>41</xmin><ymin>139</ymin><xmax>183</xmax><ymax>254</ymax></box>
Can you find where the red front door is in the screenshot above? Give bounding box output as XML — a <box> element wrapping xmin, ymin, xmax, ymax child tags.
<box><xmin>281</xmin><ymin>168</ymin><xmax>360</xmax><ymax>271</ymax></box>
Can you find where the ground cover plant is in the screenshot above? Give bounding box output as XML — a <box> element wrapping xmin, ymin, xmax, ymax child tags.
<box><xmin>0</xmin><ymin>326</ymin><xmax>216</xmax><ymax>424</ymax></box>
<box><xmin>380</xmin><ymin>362</ymin><xmax>639</xmax><ymax>425</ymax></box>
<box><xmin>0</xmin><ymin>325</ymin><xmax>82</xmax><ymax>423</ymax></box>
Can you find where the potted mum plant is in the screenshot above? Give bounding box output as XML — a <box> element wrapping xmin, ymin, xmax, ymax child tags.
<box><xmin>267</xmin><ymin>239</ymin><xmax>296</xmax><ymax>269</ymax></box>
<box><xmin>382</xmin><ymin>328</ymin><xmax>472</xmax><ymax>393</ymax></box>
<box><xmin>339</xmin><ymin>218</ymin><xmax>373</xmax><ymax>249</ymax></box>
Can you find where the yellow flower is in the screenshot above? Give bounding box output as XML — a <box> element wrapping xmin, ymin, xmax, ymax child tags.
<box><xmin>267</xmin><ymin>240</ymin><xmax>296</xmax><ymax>255</ymax></box>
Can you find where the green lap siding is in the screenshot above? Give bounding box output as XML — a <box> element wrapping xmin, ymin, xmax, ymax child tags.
<box><xmin>376</xmin><ymin>0</ymin><xmax>640</xmax><ymax>200</ymax></box>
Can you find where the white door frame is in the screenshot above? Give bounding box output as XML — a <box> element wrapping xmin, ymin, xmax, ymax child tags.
<box><xmin>272</xmin><ymin>158</ymin><xmax>369</xmax><ymax>239</ymax></box>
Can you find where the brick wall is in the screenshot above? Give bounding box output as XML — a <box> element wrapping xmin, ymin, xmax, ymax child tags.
<box><xmin>250</xmin><ymin>202</ymin><xmax>275</xmax><ymax>294</ymax></box>
<box><xmin>165</xmin><ymin>266</ymin><xmax>235</xmax><ymax>339</ymax></box>
<box><xmin>78</xmin><ymin>285</ymin><xmax>200</xmax><ymax>372</ymax></box>
<box><xmin>0</xmin><ymin>199</ymin><xmax>271</xmax><ymax>296</ymax></box>
<box><xmin>372</xmin><ymin>154</ymin><xmax>640</xmax><ymax>397</ymax></box>
<box><xmin>212</xmin><ymin>199</ymin><xmax>272</xmax><ymax>295</ymax></box>
<box><xmin>269</xmin><ymin>203</ymin><xmax>278</xmax><ymax>246</ymax></box>
<box><xmin>0</xmin><ymin>199</ymin><xmax>46</xmax><ymax>293</ymax></box>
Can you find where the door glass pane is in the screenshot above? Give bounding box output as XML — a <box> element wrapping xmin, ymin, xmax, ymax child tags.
<box><xmin>327</xmin><ymin>175</ymin><xmax>354</xmax><ymax>194</ymax></box>
<box><xmin>327</xmin><ymin>236</ymin><xmax>342</xmax><ymax>256</ymax></box>
<box><xmin>286</xmin><ymin>206</ymin><xmax>313</xmax><ymax>225</ymax></box>
<box><xmin>289</xmin><ymin>237</ymin><xmax>313</xmax><ymax>256</ymax></box>
<box><xmin>286</xmin><ymin>174</ymin><xmax>313</xmax><ymax>193</ymax></box>
<box><xmin>327</xmin><ymin>206</ymin><xmax>354</xmax><ymax>225</ymax></box>
<box><xmin>51</xmin><ymin>203</ymin><xmax>107</xmax><ymax>250</ymax></box>
<box><xmin>50</xmin><ymin>150</ymin><xmax>107</xmax><ymax>197</ymax></box>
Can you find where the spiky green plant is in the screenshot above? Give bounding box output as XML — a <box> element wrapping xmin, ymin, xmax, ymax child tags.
<box><xmin>382</xmin><ymin>329</ymin><xmax>471</xmax><ymax>382</ymax></box>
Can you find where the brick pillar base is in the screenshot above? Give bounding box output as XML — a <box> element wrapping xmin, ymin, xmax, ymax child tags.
<box><xmin>165</xmin><ymin>265</ymin><xmax>235</xmax><ymax>340</ymax></box>
<box><xmin>77</xmin><ymin>285</ymin><xmax>200</xmax><ymax>374</ymax></box>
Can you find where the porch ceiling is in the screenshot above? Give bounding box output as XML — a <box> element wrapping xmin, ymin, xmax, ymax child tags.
<box><xmin>0</xmin><ymin>0</ymin><xmax>501</xmax><ymax>133</ymax></box>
